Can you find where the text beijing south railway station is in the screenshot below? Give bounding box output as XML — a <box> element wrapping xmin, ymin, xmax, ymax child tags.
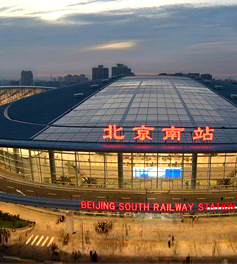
<box><xmin>80</xmin><ymin>201</ymin><xmax>236</xmax><ymax>213</ymax></box>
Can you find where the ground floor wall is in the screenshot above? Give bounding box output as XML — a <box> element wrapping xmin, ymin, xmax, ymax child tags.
<box><xmin>0</xmin><ymin>147</ymin><xmax>237</xmax><ymax>190</ymax></box>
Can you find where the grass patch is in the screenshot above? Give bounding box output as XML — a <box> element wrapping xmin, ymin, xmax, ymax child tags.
<box><xmin>0</xmin><ymin>211</ymin><xmax>29</xmax><ymax>228</ymax></box>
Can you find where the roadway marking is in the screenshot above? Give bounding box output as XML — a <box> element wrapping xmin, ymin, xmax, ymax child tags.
<box><xmin>48</xmin><ymin>193</ymin><xmax>56</xmax><ymax>196</ymax></box>
<box><xmin>25</xmin><ymin>234</ymin><xmax>34</xmax><ymax>245</ymax></box>
<box><xmin>16</xmin><ymin>189</ymin><xmax>25</xmax><ymax>196</ymax></box>
<box><xmin>7</xmin><ymin>186</ymin><xmax>14</xmax><ymax>189</ymax></box>
<box><xmin>36</xmin><ymin>235</ymin><xmax>44</xmax><ymax>246</ymax></box>
<box><xmin>3</xmin><ymin>256</ymin><xmax>20</xmax><ymax>261</ymax></box>
<box><xmin>41</xmin><ymin>236</ymin><xmax>49</xmax><ymax>247</ymax></box>
<box><xmin>31</xmin><ymin>235</ymin><xmax>39</xmax><ymax>246</ymax></box>
<box><xmin>72</xmin><ymin>195</ymin><xmax>81</xmax><ymax>198</ymax></box>
<box><xmin>172</xmin><ymin>198</ymin><xmax>181</xmax><ymax>200</ymax></box>
<box><xmin>47</xmin><ymin>237</ymin><xmax>54</xmax><ymax>247</ymax></box>
<box><xmin>225</xmin><ymin>197</ymin><xmax>235</xmax><ymax>199</ymax></box>
<box><xmin>26</xmin><ymin>190</ymin><xmax>34</xmax><ymax>193</ymax></box>
<box><xmin>121</xmin><ymin>197</ymin><xmax>131</xmax><ymax>200</ymax></box>
<box><xmin>25</xmin><ymin>235</ymin><xmax>54</xmax><ymax>247</ymax></box>
<box><xmin>197</xmin><ymin>198</ymin><xmax>206</xmax><ymax>200</ymax></box>
<box><xmin>97</xmin><ymin>196</ymin><xmax>106</xmax><ymax>199</ymax></box>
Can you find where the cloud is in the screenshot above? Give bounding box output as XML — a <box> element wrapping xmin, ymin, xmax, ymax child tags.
<box><xmin>0</xmin><ymin>7</ymin><xmax>12</xmax><ymax>12</ymax></box>
<box><xmin>67</xmin><ymin>0</ymin><xmax>117</xmax><ymax>7</ymax></box>
<box><xmin>0</xmin><ymin>4</ymin><xmax>237</xmax><ymax>78</ymax></box>
<box><xmin>0</xmin><ymin>0</ymin><xmax>237</xmax><ymax>22</ymax></box>
<box><xmin>87</xmin><ymin>41</ymin><xmax>138</xmax><ymax>51</ymax></box>
<box><xmin>62</xmin><ymin>11</ymin><xmax>133</xmax><ymax>24</ymax></box>
<box><xmin>189</xmin><ymin>41</ymin><xmax>237</xmax><ymax>53</ymax></box>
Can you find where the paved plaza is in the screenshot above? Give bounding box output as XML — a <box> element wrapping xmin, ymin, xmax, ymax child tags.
<box><xmin>0</xmin><ymin>202</ymin><xmax>237</xmax><ymax>262</ymax></box>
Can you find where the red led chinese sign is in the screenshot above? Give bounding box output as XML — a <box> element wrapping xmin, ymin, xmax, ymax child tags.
<box><xmin>162</xmin><ymin>126</ymin><xmax>184</xmax><ymax>142</ymax></box>
<box><xmin>102</xmin><ymin>125</ymin><xmax>215</xmax><ymax>142</ymax></box>
<box><xmin>103</xmin><ymin>124</ymin><xmax>125</xmax><ymax>140</ymax></box>
<box><xmin>80</xmin><ymin>201</ymin><xmax>236</xmax><ymax>213</ymax></box>
<box><xmin>193</xmin><ymin>126</ymin><xmax>215</xmax><ymax>141</ymax></box>
<box><xmin>133</xmin><ymin>125</ymin><xmax>155</xmax><ymax>141</ymax></box>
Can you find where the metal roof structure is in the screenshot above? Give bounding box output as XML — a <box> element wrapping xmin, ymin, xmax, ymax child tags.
<box><xmin>0</xmin><ymin>86</ymin><xmax>56</xmax><ymax>90</ymax></box>
<box><xmin>0</xmin><ymin>79</ymin><xmax>112</xmax><ymax>140</ymax></box>
<box><xmin>35</xmin><ymin>76</ymin><xmax>237</xmax><ymax>144</ymax></box>
<box><xmin>1</xmin><ymin>76</ymin><xmax>237</xmax><ymax>153</ymax></box>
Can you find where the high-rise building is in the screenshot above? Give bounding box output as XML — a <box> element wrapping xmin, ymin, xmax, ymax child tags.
<box><xmin>201</xmin><ymin>74</ymin><xmax>212</xmax><ymax>80</ymax></box>
<box><xmin>64</xmin><ymin>74</ymin><xmax>89</xmax><ymax>84</ymax></box>
<box><xmin>188</xmin><ymin>73</ymin><xmax>200</xmax><ymax>79</ymax></box>
<box><xmin>78</xmin><ymin>74</ymin><xmax>89</xmax><ymax>83</ymax></box>
<box><xmin>92</xmin><ymin>65</ymin><xmax>109</xmax><ymax>80</ymax></box>
<box><xmin>112</xmin><ymin>64</ymin><xmax>134</xmax><ymax>77</ymax></box>
<box><xmin>10</xmin><ymin>80</ymin><xmax>20</xmax><ymax>85</ymax></box>
<box><xmin>21</xmin><ymin>71</ymin><xmax>33</xmax><ymax>86</ymax></box>
<box><xmin>64</xmin><ymin>74</ymin><xmax>73</xmax><ymax>84</ymax></box>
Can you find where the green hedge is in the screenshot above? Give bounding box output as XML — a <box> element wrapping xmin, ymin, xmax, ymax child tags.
<box><xmin>0</xmin><ymin>210</ymin><xmax>29</xmax><ymax>228</ymax></box>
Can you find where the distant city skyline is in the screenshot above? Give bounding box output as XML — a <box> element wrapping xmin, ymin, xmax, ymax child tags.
<box><xmin>1</xmin><ymin>70</ymin><xmax>235</xmax><ymax>81</ymax></box>
<box><xmin>0</xmin><ymin>1</ymin><xmax>237</xmax><ymax>79</ymax></box>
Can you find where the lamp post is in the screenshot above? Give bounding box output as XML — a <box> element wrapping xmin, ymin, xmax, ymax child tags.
<box><xmin>81</xmin><ymin>219</ymin><xmax>84</xmax><ymax>254</ymax></box>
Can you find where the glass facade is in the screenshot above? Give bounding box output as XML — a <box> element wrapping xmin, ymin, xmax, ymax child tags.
<box><xmin>0</xmin><ymin>87</ymin><xmax>51</xmax><ymax>106</ymax></box>
<box><xmin>36</xmin><ymin>76</ymin><xmax>237</xmax><ymax>145</ymax></box>
<box><xmin>0</xmin><ymin>147</ymin><xmax>236</xmax><ymax>190</ymax></box>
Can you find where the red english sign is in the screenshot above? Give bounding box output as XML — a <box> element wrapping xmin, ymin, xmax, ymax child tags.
<box><xmin>80</xmin><ymin>201</ymin><xmax>235</xmax><ymax>213</ymax></box>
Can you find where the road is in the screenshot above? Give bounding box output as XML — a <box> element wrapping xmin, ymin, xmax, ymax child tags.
<box><xmin>0</xmin><ymin>172</ymin><xmax>237</xmax><ymax>206</ymax></box>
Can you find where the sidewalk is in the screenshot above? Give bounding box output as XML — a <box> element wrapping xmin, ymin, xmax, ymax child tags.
<box><xmin>1</xmin><ymin>202</ymin><xmax>237</xmax><ymax>262</ymax></box>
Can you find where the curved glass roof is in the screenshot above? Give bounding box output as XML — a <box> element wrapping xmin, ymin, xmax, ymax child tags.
<box><xmin>34</xmin><ymin>76</ymin><xmax>237</xmax><ymax>145</ymax></box>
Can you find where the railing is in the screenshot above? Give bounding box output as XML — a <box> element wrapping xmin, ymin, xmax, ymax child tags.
<box><xmin>1</xmin><ymin>167</ymin><xmax>237</xmax><ymax>192</ymax></box>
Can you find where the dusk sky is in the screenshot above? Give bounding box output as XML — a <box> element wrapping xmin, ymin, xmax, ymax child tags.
<box><xmin>0</xmin><ymin>0</ymin><xmax>237</xmax><ymax>79</ymax></box>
